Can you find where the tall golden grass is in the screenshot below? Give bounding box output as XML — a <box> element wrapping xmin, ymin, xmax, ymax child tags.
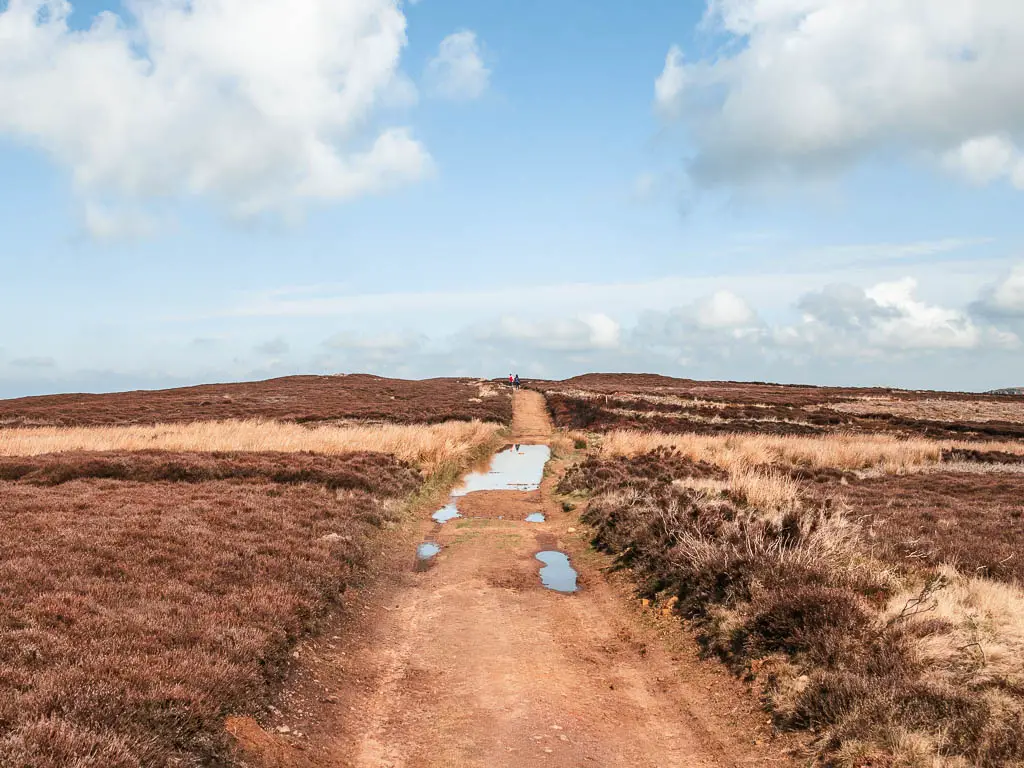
<box><xmin>827</xmin><ymin>396</ymin><xmax>1024</xmax><ymax>424</ymax></box>
<box><xmin>598</xmin><ymin>430</ymin><xmax>1024</xmax><ymax>473</ymax></box>
<box><xmin>0</xmin><ymin>419</ymin><xmax>502</xmax><ymax>473</ymax></box>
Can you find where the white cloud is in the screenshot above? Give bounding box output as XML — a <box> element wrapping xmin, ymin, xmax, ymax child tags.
<box><xmin>658</xmin><ymin>0</ymin><xmax>1024</xmax><ymax>189</ymax></box>
<box><xmin>0</xmin><ymin>0</ymin><xmax>432</xmax><ymax>223</ymax></box>
<box><xmin>425</xmin><ymin>30</ymin><xmax>489</xmax><ymax>101</ymax></box>
<box><xmin>793</xmin><ymin>278</ymin><xmax>1015</xmax><ymax>354</ymax></box>
<box><xmin>864</xmin><ymin>278</ymin><xmax>983</xmax><ymax>350</ymax></box>
<box><xmin>654</xmin><ymin>45</ymin><xmax>686</xmax><ymax>118</ymax></box>
<box><xmin>83</xmin><ymin>203</ymin><xmax>161</xmax><ymax>241</ymax></box>
<box><xmin>694</xmin><ymin>290</ymin><xmax>757</xmax><ymax>329</ymax></box>
<box><xmin>942</xmin><ymin>135</ymin><xmax>1021</xmax><ymax>186</ymax></box>
<box><xmin>974</xmin><ymin>265</ymin><xmax>1024</xmax><ymax>317</ymax></box>
<box><xmin>636</xmin><ymin>290</ymin><xmax>764</xmax><ymax>355</ymax></box>
<box><xmin>475</xmin><ymin>314</ymin><xmax>621</xmax><ymax>352</ymax></box>
<box><xmin>580</xmin><ymin>313</ymin><xmax>622</xmax><ymax>348</ymax></box>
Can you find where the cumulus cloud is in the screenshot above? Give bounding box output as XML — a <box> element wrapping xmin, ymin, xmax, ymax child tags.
<box><xmin>693</xmin><ymin>290</ymin><xmax>758</xmax><ymax>330</ymax></box>
<box><xmin>0</xmin><ymin>0</ymin><xmax>432</xmax><ymax>222</ymax></box>
<box><xmin>654</xmin><ymin>45</ymin><xmax>686</xmax><ymax>119</ymax></box>
<box><xmin>792</xmin><ymin>278</ymin><xmax>1015</xmax><ymax>353</ymax></box>
<box><xmin>942</xmin><ymin>135</ymin><xmax>1024</xmax><ymax>187</ymax></box>
<box><xmin>657</xmin><ymin>0</ymin><xmax>1024</xmax><ymax>189</ymax></box>
<box><xmin>475</xmin><ymin>314</ymin><xmax>621</xmax><ymax>352</ymax></box>
<box><xmin>638</xmin><ymin>290</ymin><xmax>761</xmax><ymax>348</ymax></box>
<box><xmin>632</xmin><ymin>278</ymin><xmax>1020</xmax><ymax>375</ymax></box>
<box><xmin>425</xmin><ymin>30</ymin><xmax>489</xmax><ymax>101</ymax></box>
<box><xmin>973</xmin><ymin>265</ymin><xmax>1024</xmax><ymax>317</ymax></box>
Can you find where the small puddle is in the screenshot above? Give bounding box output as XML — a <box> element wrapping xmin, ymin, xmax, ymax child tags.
<box><xmin>525</xmin><ymin>512</ymin><xmax>545</xmax><ymax>523</ymax></box>
<box><xmin>431</xmin><ymin>502</ymin><xmax>461</xmax><ymax>524</ymax></box>
<box><xmin>536</xmin><ymin>551</ymin><xmax>578</xmax><ymax>593</ymax></box>
<box><xmin>416</xmin><ymin>542</ymin><xmax>441</xmax><ymax>560</ymax></box>
<box><xmin>451</xmin><ymin>444</ymin><xmax>551</xmax><ymax>497</ymax></box>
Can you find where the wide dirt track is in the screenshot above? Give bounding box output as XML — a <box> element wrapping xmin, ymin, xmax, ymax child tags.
<box><xmin>231</xmin><ymin>392</ymin><xmax>795</xmax><ymax>767</ymax></box>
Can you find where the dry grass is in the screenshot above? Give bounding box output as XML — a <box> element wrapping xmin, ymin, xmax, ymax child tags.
<box><xmin>545</xmin><ymin>387</ymin><xmax>731</xmax><ymax>410</ymax></box>
<box><xmin>541</xmin><ymin>376</ymin><xmax>1024</xmax><ymax>440</ymax></box>
<box><xmin>551</xmin><ymin>375</ymin><xmax>1024</xmax><ymax>764</ymax></box>
<box><xmin>0</xmin><ymin>419</ymin><xmax>501</xmax><ymax>473</ymax></box>
<box><xmin>727</xmin><ymin>467</ymin><xmax>802</xmax><ymax>515</ymax></box>
<box><xmin>828</xmin><ymin>397</ymin><xmax>1024</xmax><ymax>424</ymax></box>
<box><xmin>565</xmin><ymin>449</ymin><xmax>1024</xmax><ymax>766</ymax></box>
<box><xmin>0</xmin><ymin>376</ymin><xmax>511</xmax><ymax>765</ymax></box>
<box><xmin>597</xmin><ymin>430</ymin><xmax>1024</xmax><ymax>474</ymax></box>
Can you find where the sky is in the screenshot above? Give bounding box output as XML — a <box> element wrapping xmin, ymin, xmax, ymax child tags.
<box><xmin>2</xmin><ymin>0</ymin><xmax>1024</xmax><ymax>397</ymax></box>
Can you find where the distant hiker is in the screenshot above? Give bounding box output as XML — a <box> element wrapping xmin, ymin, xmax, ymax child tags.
<box><xmin>509</xmin><ymin>373</ymin><xmax>514</xmax><ymax>388</ymax></box>
<box><xmin>514</xmin><ymin>374</ymin><xmax>521</xmax><ymax>390</ymax></box>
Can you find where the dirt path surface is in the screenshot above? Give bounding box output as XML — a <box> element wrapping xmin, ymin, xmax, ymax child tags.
<box><xmin>235</xmin><ymin>391</ymin><xmax>797</xmax><ymax>768</ymax></box>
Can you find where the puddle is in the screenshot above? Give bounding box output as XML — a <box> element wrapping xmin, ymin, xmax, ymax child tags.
<box><xmin>431</xmin><ymin>502</ymin><xmax>461</xmax><ymax>524</ymax></box>
<box><xmin>451</xmin><ymin>444</ymin><xmax>551</xmax><ymax>497</ymax></box>
<box><xmin>536</xmin><ymin>551</ymin><xmax>578</xmax><ymax>593</ymax></box>
<box><xmin>525</xmin><ymin>512</ymin><xmax>545</xmax><ymax>523</ymax></box>
<box><xmin>416</xmin><ymin>542</ymin><xmax>441</xmax><ymax>560</ymax></box>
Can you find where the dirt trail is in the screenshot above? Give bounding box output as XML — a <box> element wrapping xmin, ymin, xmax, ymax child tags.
<box><xmin>237</xmin><ymin>391</ymin><xmax>796</xmax><ymax>767</ymax></box>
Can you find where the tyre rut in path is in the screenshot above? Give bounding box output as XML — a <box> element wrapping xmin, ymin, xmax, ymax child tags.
<box><xmin>239</xmin><ymin>391</ymin><xmax>796</xmax><ymax>768</ymax></box>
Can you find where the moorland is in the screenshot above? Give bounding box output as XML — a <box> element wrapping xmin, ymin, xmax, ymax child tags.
<box><xmin>546</xmin><ymin>373</ymin><xmax>1024</xmax><ymax>767</ymax></box>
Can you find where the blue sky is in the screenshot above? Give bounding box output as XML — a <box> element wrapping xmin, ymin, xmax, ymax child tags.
<box><xmin>2</xmin><ymin>0</ymin><xmax>1024</xmax><ymax>397</ymax></box>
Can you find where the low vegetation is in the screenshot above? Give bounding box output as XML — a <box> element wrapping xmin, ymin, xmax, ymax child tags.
<box><xmin>0</xmin><ymin>374</ymin><xmax>511</xmax><ymax>427</ymax></box>
<box><xmin>597</xmin><ymin>429</ymin><xmax>1024</xmax><ymax>473</ymax></box>
<box><xmin>539</xmin><ymin>374</ymin><xmax>1024</xmax><ymax>440</ymax></box>
<box><xmin>0</xmin><ymin>419</ymin><xmax>501</xmax><ymax>473</ymax></box>
<box><xmin>554</xmin><ymin>374</ymin><xmax>1024</xmax><ymax>766</ymax></box>
<box><xmin>0</xmin><ymin>455</ymin><xmax>423</xmax><ymax>767</ymax></box>
<box><xmin>0</xmin><ymin>376</ymin><xmax>509</xmax><ymax>767</ymax></box>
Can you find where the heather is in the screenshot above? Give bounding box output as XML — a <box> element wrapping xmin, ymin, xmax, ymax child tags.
<box><xmin>559</xmin><ymin>423</ymin><xmax>1024</xmax><ymax>765</ymax></box>
<box><xmin>0</xmin><ymin>374</ymin><xmax>511</xmax><ymax>428</ymax></box>
<box><xmin>538</xmin><ymin>374</ymin><xmax>1024</xmax><ymax>440</ymax></box>
<box><xmin>0</xmin><ymin>453</ymin><xmax>421</xmax><ymax>766</ymax></box>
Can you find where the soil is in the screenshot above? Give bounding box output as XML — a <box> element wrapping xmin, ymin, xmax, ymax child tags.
<box><xmin>230</xmin><ymin>391</ymin><xmax>799</xmax><ymax>768</ymax></box>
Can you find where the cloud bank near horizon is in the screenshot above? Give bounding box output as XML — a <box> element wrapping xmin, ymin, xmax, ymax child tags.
<box><xmin>5</xmin><ymin>262</ymin><xmax>1024</xmax><ymax>398</ymax></box>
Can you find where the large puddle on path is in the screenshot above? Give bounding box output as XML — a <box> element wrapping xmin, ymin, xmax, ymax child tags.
<box><xmin>536</xmin><ymin>551</ymin><xmax>579</xmax><ymax>593</ymax></box>
<box><xmin>429</xmin><ymin>443</ymin><xmax>551</xmax><ymax>526</ymax></box>
<box><xmin>450</xmin><ymin>444</ymin><xmax>551</xmax><ymax>497</ymax></box>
